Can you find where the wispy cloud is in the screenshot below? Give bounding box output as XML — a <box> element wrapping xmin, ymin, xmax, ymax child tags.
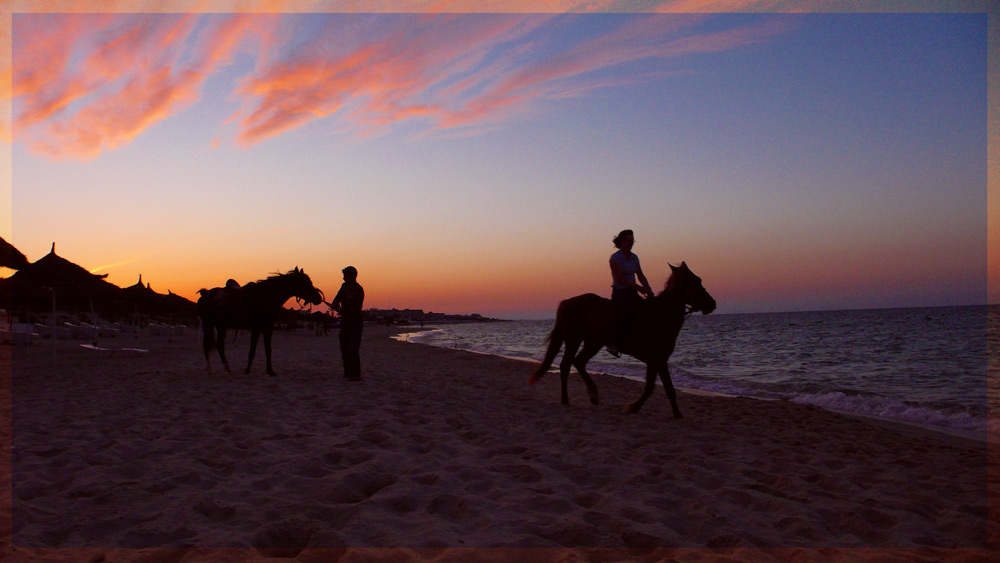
<box><xmin>13</xmin><ymin>13</ymin><xmax>275</xmax><ymax>160</ymax></box>
<box><xmin>90</xmin><ymin>258</ymin><xmax>138</xmax><ymax>275</ymax></box>
<box><xmin>12</xmin><ymin>11</ymin><xmax>790</xmax><ymax>159</ymax></box>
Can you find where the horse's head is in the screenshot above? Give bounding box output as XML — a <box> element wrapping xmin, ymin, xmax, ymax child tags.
<box><xmin>288</xmin><ymin>267</ymin><xmax>324</xmax><ymax>306</ymax></box>
<box><xmin>666</xmin><ymin>262</ymin><xmax>716</xmax><ymax>315</ymax></box>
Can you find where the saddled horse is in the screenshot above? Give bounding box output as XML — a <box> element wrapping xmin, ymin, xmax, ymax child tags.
<box><xmin>198</xmin><ymin>267</ymin><xmax>324</xmax><ymax>376</ymax></box>
<box><xmin>528</xmin><ymin>262</ymin><xmax>716</xmax><ymax>417</ymax></box>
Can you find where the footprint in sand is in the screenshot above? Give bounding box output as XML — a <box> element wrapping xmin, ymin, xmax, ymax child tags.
<box><xmin>193</xmin><ymin>500</ymin><xmax>236</xmax><ymax>521</ymax></box>
<box><xmin>360</xmin><ymin>428</ymin><xmax>391</xmax><ymax>445</ymax></box>
<box><xmin>327</xmin><ymin>469</ymin><xmax>397</xmax><ymax>504</ymax></box>
<box><xmin>574</xmin><ymin>491</ymin><xmax>604</xmax><ymax>509</ymax></box>
<box><xmin>525</xmin><ymin>496</ymin><xmax>575</xmax><ymax>515</ymax></box>
<box><xmin>426</xmin><ymin>493</ymin><xmax>467</xmax><ymax>520</ymax></box>
<box><xmin>120</xmin><ymin>526</ymin><xmax>198</xmax><ymax>548</ymax></box>
<box><xmin>291</xmin><ymin>459</ymin><xmax>328</xmax><ymax>479</ymax></box>
<box><xmin>618</xmin><ymin>506</ymin><xmax>656</xmax><ymax>524</ymax></box>
<box><xmin>30</xmin><ymin>447</ymin><xmax>68</xmax><ymax>458</ymax></box>
<box><xmin>251</xmin><ymin>517</ymin><xmax>314</xmax><ymax>558</ymax></box>
<box><xmin>412</xmin><ymin>473</ymin><xmax>439</xmax><ymax>487</ymax></box>
<box><xmin>379</xmin><ymin>493</ymin><xmax>420</xmax><ymax>514</ymax></box>
<box><xmin>496</xmin><ymin>463</ymin><xmax>544</xmax><ymax>484</ymax></box>
<box><xmin>13</xmin><ymin>481</ymin><xmax>50</xmax><ymax>501</ymax></box>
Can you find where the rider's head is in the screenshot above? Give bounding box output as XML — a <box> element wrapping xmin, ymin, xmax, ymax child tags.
<box><xmin>613</xmin><ymin>229</ymin><xmax>634</xmax><ymax>249</ymax></box>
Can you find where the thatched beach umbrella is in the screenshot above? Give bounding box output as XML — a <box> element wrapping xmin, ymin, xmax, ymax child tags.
<box><xmin>118</xmin><ymin>275</ymin><xmax>197</xmax><ymax>319</ymax></box>
<box><xmin>162</xmin><ymin>290</ymin><xmax>198</xmax><ymax>318</ymax></box>
<box><xmin>0</xmin><ymin>243</ymin><xmax>119</xmax><ymax>312</ymax></box>
<box><xmin>0</xmin><ymin>236</ymin><xmax>29</xmax><ymax>270</ymax></box>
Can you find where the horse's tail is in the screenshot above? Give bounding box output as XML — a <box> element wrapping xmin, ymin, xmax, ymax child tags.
<box><xmin>529</xmin><ymin>316</ymin><xmax>564</xmax><ymax>385</ymax></box>
<box><xmin>197</xmin><ymin>289</ymin><xmax>215</xmax><ymax>356</ymax></box>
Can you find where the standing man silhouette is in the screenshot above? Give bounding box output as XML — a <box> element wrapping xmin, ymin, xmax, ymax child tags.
<box><xmin>331</xmin><ymin>266</ymin><xmax>365</xmax><ymax>381</ymax></box>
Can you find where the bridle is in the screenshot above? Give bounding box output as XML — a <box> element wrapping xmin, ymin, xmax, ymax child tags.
<box><xmin>293</xmin><ymin>282</ymin><xmax>324</xmax><ymax>311</ymax></box>
<box><xmin>684</xmin><ymin>305</ymin><xmax>698</xmax><ymax>320</ymax></box>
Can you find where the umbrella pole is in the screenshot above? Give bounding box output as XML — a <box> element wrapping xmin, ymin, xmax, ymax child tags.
<box><xmin>50</xmin><ymin>286</ymin><xmax>56</xmax><ymax>352</ymax></box>
<box><xmin>90</xmin><ymin>299</ymin><xmax>99</xmax><ymax>347</ymax></box>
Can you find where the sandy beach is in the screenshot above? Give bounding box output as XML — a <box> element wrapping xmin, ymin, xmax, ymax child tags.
<box><xmin>1</xmin><ymin>326</ymin><xmax>996</xmax><ymax>562</ymax></box>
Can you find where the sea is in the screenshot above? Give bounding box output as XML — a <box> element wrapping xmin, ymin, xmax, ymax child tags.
<box><xmin>397</xmin><ymin>305</ymin><xmax>997</xmax><ymax>440</ymax></box>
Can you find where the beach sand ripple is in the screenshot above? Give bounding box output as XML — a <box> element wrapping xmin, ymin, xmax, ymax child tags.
<box><xmin>1</xmin><ymin>328</ymin><xmax>996</xmax><ymax>561</ymax></box>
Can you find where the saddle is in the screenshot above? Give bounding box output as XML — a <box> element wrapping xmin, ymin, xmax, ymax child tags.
<box><xmin>214</xmin><ymin>279</ymin><xmax>246</xmax><ymax>308</ymax></box>
<box><xmin>611</xmin><ymin>298</ymin><xmax>653</xmax><ymax>354</ymax></box>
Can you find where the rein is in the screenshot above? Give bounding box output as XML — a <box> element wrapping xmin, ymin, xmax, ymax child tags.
<box><xmin>663</xmin><ymin>281</ymin><xmax>697</xmax><ymax>320</ymax></box>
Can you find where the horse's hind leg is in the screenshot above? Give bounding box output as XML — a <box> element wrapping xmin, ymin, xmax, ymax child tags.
<box><xmin>572</xmin><ymin>341</ymin><xmax>603</xmax><ymax>406</ymax></box>
<box><xmin>202</xmin><ymin>323</ymin><xmax>213</xmax><ymax>373</ymax></box>
<box><xmin>217</xmin><ymin>327</ymin><xmax>233</xmax><ymax>373</ymax></box>
<box><xmin>559</xmin><ymin>339</ymin><xmax>581</xmax><ymax>406</ymax></box>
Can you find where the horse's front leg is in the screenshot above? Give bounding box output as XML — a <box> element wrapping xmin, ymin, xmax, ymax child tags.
<box><xmin>246</xmin><ymin>330</ymin><xmax>259</xmax><ymax>374</ymax></box>
<box><xmin>658</xmin><ymin>363</ymin><xmax>682</xmax><ymax>419</ymax></box>
<box><xmin>263</xmin><ymin>329</ymin><xmax>275</xmax><ymax>376</ymax></box>
<box><xmin>626</xmin><ymin>363</ymin><xmax>658</xmax><ymax>414</ymax></box>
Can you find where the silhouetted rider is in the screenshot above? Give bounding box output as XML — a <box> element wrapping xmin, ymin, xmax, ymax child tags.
<box><xmin>608</xmin><ymin>229</ymin><xmax>653</xmax><ymax>357</ymax></box>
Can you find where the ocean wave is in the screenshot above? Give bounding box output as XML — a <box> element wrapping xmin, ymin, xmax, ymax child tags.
<box><xmin>788</xmin><ymin>391</ymin><xmax>988</xmax><ymax>434</ymax></box>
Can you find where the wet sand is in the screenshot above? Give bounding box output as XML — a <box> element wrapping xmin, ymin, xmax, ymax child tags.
<box><xmin>1</xmin><ymin>325</ymin><xmax>996</xmax><ymax>561</ymax></box>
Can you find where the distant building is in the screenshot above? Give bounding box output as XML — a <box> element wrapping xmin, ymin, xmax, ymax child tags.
<box><xmin>364</xmin><ymin>308</ymin><xmax>425</xmax><ymax>324</ymax></box>
<box><xmin>362</xmin><ymin>308</ymin><xmax>494</xmax><ymax>324</ymax></box>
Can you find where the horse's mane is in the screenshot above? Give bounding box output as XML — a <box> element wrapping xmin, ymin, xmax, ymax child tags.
<box><xmin>660</xmin><ymin>267</ymin><xmax>679</xmax><ymax>296</ymax></box>
<box><xmin>660</xmin><ymin>263</ymin><xmax>695</xmax><ymax>296</ymax></box>
<box><xmin>259</xmin><ymin>267</ymin><xmax>307</xmax><ymax>283</ymax></box>
<box><xmin>258</xmin><ymin>267</ymin><xmax>324</xmax><ymax>303</ymax></box>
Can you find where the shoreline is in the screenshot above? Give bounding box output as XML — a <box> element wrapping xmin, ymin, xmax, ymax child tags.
<box><xmin>2</xmin><ymin>327</ymin><xmax>996</xmax><ymax>560</ymax></box>
<box><xmin>395</xmin><ymin>325</ymin><xmax>993</xmax><ymax>447</ymax></box>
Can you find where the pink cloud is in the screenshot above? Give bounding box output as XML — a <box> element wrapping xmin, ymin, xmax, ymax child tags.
<box><xmin>13</xmin><ymin>13</ymin><xmax>270</xmax><ymax>160</ymax></box>
<box><xmin>27</xmin><ymin>66</ymin><xmax>204</xmax><ymax>160</ymax></box>
<box><xmin>12</xmin><ymin>12</ymin><xmax>791</xmax><ymax>159</ymax></box>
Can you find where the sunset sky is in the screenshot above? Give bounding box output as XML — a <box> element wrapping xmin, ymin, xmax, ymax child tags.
<box><xmin>2</xmin><ymin>1</ymin><xmax>995</xmax><ymax>319</ymax></box>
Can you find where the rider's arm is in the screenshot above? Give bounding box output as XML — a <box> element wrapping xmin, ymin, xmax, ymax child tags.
<box><xmin>636</xmin><ymin>265</ymin><xmax>654</xmax><ymax>297</ymax></box>
<box><xmin>611</xmin><ymin>257</ymin><xmax>650</xmax><ymax>295</ymax></box>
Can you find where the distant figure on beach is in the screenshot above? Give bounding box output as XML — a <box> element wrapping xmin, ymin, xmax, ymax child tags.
<box><xmin>330</xmin><ymin>266</ymin><xmax>365</xmax><ymax>381</ymax></box>
<box><xmin>608</xmin><ymin>229</ymin><xmax>653</xmax><ymax>356</ymax></box>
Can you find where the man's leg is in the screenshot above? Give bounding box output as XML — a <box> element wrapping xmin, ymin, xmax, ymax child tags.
<box><xmin>343</xmin><ymin>321</ymin><xmax>362</xmax><ymax>380</ymax></box>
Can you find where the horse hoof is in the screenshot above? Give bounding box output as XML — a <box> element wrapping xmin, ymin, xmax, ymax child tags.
<box><xmin>624</xmin><ymin>404</ymin><xmax>639</xmax><ymax>414</ymax></box>
<box><xmin>589</xmin><ymin>395</ymin><xmax>599</xmax><ymax>406</ymax></box>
